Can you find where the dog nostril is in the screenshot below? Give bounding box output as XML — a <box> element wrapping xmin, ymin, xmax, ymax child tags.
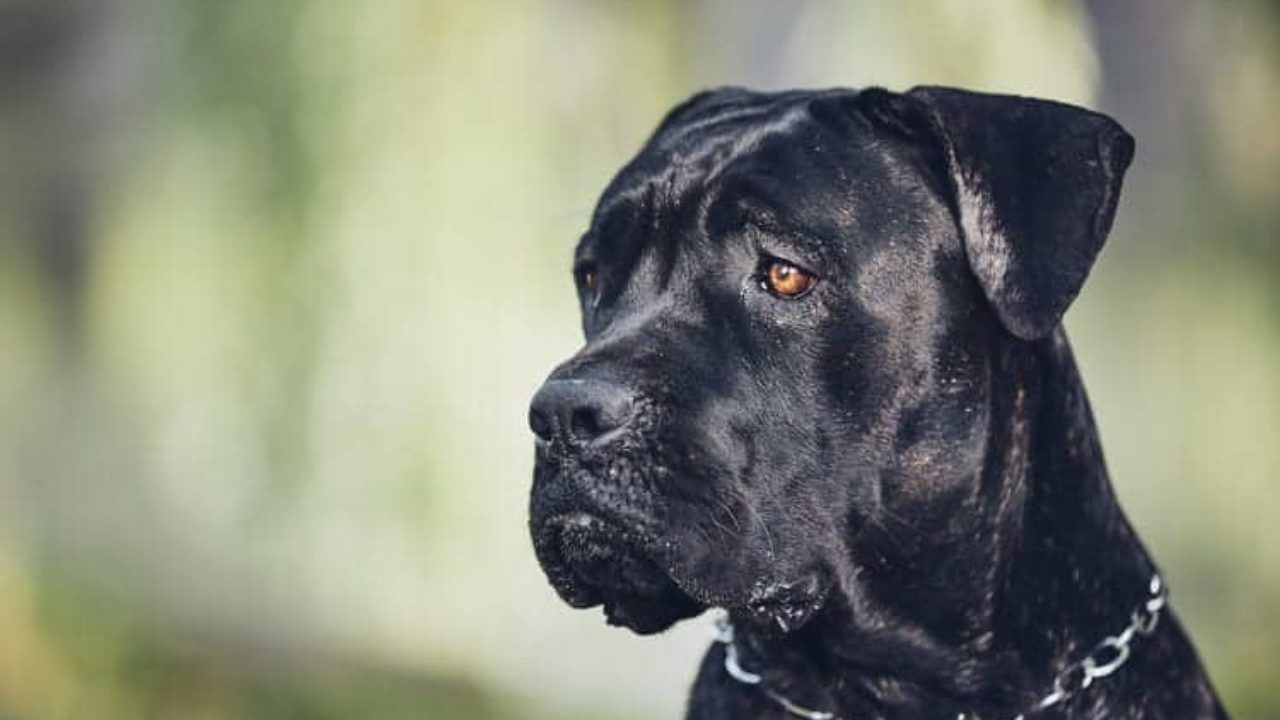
<box><xmin>530</xmin><ymin>378</ymin><xmax>636</xmax><ymax>446</ymax></box>
<box><xmin>569</xmin><ymin>406</ymin><xmax>604</xmax><ymax>440</ymax></box>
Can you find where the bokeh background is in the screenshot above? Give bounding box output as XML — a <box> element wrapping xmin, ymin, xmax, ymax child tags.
<box><xmin>0</xmin><ymin>1</ymin><xmax>1277</xmax><ymax>718</ymax></box>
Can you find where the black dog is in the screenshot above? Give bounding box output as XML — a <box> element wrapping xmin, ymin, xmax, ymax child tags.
<box><xmin>528</xmin><ymin>86</ymin><xmax>1227</xmax><ymax>719</ymax></box>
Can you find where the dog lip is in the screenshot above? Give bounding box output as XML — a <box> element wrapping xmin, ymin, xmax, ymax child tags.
<box><xmin>542</xmin><ymin>512</ymin><xmax>634</xmax><ymax>567</ymax></box>
<box><xmin>544</xmin><ymin>511</ymin><xmax>608</xmax><ymax>532</ymax></box>
<box><xmin>534</xmin><ymin>513</ymin><xmax>606</xmax><ymax>608</ymax></box>
<box><xmin>536</xmin><ymin>511</ymin><xmax>678</xmax><ymax>597</ymax></box>
<box><xmin>538</xmin><ymin>510</ymin><xmax>654</xmax><ymax>552</ymax></box>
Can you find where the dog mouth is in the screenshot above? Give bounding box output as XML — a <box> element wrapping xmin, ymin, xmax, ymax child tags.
<box><xmin>534</xmin><ymin>512</ymin><xmax>702</xmax><ymax>633</ymax></box>
<box><xmin>537</xmin><ymin>513</ymin><xmax>668</xmax><ymax>600</ymax></box>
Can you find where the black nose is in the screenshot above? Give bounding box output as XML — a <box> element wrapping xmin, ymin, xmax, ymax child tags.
<box><xmin>529</xmin><ymin>379</ymin><xmax>637</xmax><ymax>445</ymax></box>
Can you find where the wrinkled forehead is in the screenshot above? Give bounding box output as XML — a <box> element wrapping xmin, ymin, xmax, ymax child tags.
<box><xmin>576</xmin><ymin>90</ymin><xmax>940</xmax><ymax>271</ymax></box>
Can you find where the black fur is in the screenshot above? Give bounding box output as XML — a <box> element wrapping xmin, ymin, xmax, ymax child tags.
<box><xmin>527</xmin><ymin>86</ymin><xmax>1227</xmax><ymax>719</ymax></box>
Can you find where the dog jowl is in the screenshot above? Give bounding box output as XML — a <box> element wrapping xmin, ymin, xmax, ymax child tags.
<box><xmin>527</xmin><ymin>86</ymin><xmax>1227</xmax><ymax>718</ymax></box>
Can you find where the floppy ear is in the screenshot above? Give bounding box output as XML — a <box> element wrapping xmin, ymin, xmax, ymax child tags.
<box><xmin>858</xmin><ymin>86</ymin><xmax>1135</xmax><ymax>340</ymax></box>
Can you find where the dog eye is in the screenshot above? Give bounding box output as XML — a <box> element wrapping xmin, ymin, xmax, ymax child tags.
<box><xmin>575</xmin><ymin>264</ymin><xmax>600</xmax><ymax>299</ymax></box>
<box><xmin>761</xmin><ymin>259</ymin><xmax>817</xmax><ymax>299</ymax></box>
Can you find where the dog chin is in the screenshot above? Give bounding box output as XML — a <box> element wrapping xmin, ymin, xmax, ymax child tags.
<box><xmin>737</xmin><ymin>571</ymin><xmax>832</xmax><ymax>634</ymax></box>
<box><xmin>660</xmin><ymin>555</ymin><xmax>833</xmax><ymax>635</ymax></box>
<box><xmin>535</xmin><ymin>513</ymin><xmax>703</xmax><ymax>634</ymax></box>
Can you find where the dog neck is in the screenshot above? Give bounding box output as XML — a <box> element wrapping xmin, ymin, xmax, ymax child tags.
<box><xmin>729</xmin><ymin>330</ymin><xmax>1172</xmax><ymax>718</ymax></box>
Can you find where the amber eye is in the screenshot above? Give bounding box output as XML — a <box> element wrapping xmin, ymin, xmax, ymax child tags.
<box><xmin>762</xmin><ymin>259</ymin><xmax>817</xmax><ymax>298</ymax></box>
<box><xmin>576</xmin><ymin>265</ymin><xmax>599</xmax><ymax>295</ymax></box>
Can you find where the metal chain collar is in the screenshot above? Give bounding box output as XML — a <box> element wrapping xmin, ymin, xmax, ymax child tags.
<box><xmin>712</xmin><ymin>574</ymin><xmax>1168</xmax><ymax>720</ymax></box>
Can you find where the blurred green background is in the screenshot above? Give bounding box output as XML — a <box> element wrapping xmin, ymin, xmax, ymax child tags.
<box><xmin>0</xmin><ymin>1</ymin><xmax>1276</xmax><ymax>718</ymax></box>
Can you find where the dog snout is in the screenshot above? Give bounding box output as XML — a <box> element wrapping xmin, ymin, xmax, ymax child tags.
<box><xmin>529</xmin><ymin>378</ymin><xmax>638</xmax><ymax>447</ymax></box>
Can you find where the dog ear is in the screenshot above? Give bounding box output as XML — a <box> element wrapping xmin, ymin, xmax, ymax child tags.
<box><xmin>857</xmin><ymin>87</ymin><xmax>1135</xmax><ymax>341</ymax></box>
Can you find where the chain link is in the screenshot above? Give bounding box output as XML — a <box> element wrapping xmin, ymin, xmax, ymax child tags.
<box><xmin>712</xmin><ymin>616</ymin><xmax>838</xmax><ymax>720</ymax></box>
<box><xmin>984</xmin><ymin>573</ymin><xmax>1168</xmax><ymax>720</ymax></box>
<box><xmin>716</xmin><ymin>574</ymin><xmax>1168</xmax><ymax>720</ymax></box>
<box><xmin>1024</xmin><ymin>574</ymin><xmax>1166</xmax><ymax>716</ymax></box>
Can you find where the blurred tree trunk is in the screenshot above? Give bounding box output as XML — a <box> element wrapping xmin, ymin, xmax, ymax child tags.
<box><xmin>1083</xmin><ymin>0</ymin><xmax>1203</xmax><ymax>256</ymax></box>
<box><xmin>679</xmin><ymin>0</ymin><xmax>812</xmax><ymax>88</ymax></box>
<box><xmin>0</xmin><ymin>0</ymin><xmax>132</xmax><ymax>352</ymax></box>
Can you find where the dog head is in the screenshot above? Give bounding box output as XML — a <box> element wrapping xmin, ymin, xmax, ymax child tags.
<box><xmin>528</xmin><ymin>86</ymin><xmax>1133</xmax><ymax>635</ymax></box>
